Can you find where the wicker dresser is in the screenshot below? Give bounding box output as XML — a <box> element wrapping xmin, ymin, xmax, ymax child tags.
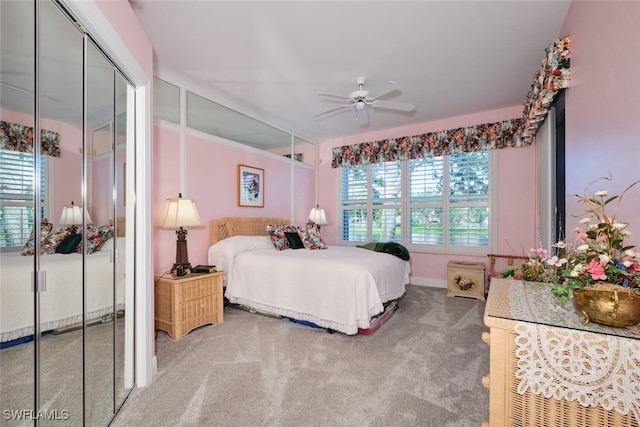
<box><xmin>154</xmin><ymin>271</ymin><xmax>224</xmax><ymax>340</ymax></box>
<box><xmin>483</xmin><ymin>278</ymin><xmax>640</xmax><ymax>427</ymax></box>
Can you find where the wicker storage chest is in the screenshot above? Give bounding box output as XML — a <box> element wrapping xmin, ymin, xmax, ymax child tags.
<box><xmin>447</xmin><ymin>261</ymin><xmax>486</xmax><ymax>301</ymax></box>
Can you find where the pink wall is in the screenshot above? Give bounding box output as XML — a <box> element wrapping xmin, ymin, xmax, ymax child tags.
<box><xmin>293</xmin><ymin>166</ymin><xmax>315</xmax><ymax>225</ymax></box>
<box><xmin>317</xmin><ymin>105</ymin><xmax>538</xmax><ymax>283</ymax></box>
<box><xmin>560</xmin><ymin>1</ymin><xmax>640</xmax><ymax>250</ymax></box>
<box><xmin>152</xmin><ymin>127</ymin><xmax>315</xmax><ymax>273</ymax></box>
<box><xmin>96</xmin><ymin>0</ymin><xmax>154</xmax><ymax>78</ymax></box>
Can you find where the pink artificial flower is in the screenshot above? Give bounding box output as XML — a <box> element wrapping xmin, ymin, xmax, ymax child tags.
<box><xmin>546</xmin><ymin>256</ymin><xmax>568</xmax><ymax>267</ymax></box>
<box><xmin>578</xmin><ymin>233</ymin><xmax>588</xmax><ymax>240</ymax></box>
<box><xmin>573</xmin><ymin>227</ymin><xmax>582</xmax><ymax>233</ymax></box>
<box><xmin>623</xmin><ymin>257</ymin><xmax>640</xmax><ymax>273</ymax></box>
<box><xmin>596</xmin><ymin>235</ymin><xmax>608</xmax><ymax>243</ymax></box>
<box><xmin>586</xmin><ymin>259</ymin><xmax>607</xmax><ymax>281</ymax></box>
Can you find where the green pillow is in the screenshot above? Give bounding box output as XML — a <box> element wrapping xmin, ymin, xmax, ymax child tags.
<box><xmin>284</xmin><ymin>231</ymin><xmax>305</xmax><ymax>249</ymax></box>
<box><xmin>55</xmin><ymin>233</ymin><xmax>82</xmax><ymax>254</ymax></box>
<box><xmin>356</xmin><ymin>241</ymin><xmax>410</xmax><ymax>260</ymax></box>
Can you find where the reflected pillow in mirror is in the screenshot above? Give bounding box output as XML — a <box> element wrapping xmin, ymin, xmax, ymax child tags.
<box><xmin>21</xmin><ymin>219</ymin><xmax>54</xmax><ymax>256</ymax></box>
<box><xmin>76</xmin><ymin>225</ymin><xmax>114</xmax><ymax>254</ymax></box>
<box><xmin>43</xmin><ymin>227</ymin><xmax>72</xmax><ymax>254</ymax></box>
<box><xmin>56</xmin><ymin>233</ymin><xmax>83</xmax><ymax>254</ymax></box>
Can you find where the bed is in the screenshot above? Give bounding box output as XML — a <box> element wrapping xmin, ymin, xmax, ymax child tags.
<box><xmin>207</xmin><ymin>217</ymin><xmax>410</xmax><ymax>335</ymax></box>
<box><xmin>0</xmin><ymin>237</ymin><xmax>126</xmax><ymax>344</ymax></box>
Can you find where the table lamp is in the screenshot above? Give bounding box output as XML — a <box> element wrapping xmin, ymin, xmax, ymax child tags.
<box><xmin>59</xmin><ymin>201</ymin><xmax>93</xmax><ymax>233</ymax></box>
<box><xmin>160</xmin><ymin>193</ymin><xmax>203</xmax><ymax>272</ymax></box>
<box><xmin>308</xmin><ymin>205</ymin><xmax>328</xmax><ymax>230</ymax></box>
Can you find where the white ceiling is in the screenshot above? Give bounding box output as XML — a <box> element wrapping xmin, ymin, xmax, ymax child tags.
<box><xmin>130</xmin><ymin>1</ymin><xmax>571</xmax><ymax>145</ymax></box>
<box><xmin>0</xmin><ymin>1</ymin><xmax>571</xmax><ymax>147</ymax></box>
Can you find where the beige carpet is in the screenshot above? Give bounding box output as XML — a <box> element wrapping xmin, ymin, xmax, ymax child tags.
<box><xmin>111</xmin><ymin>285</ymin><xmax>489</xmax><ymax>427</ymax></box>
<box><xmin>1</xmin><ymin>321</ymin><xmax>129</xmax><ymax>427</ymax></box>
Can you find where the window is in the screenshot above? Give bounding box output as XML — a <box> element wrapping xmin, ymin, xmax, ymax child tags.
<box><xmin>0</xmin><ymin>150</ymin><xmax>49</xmax><ymax>249</ymax></box>
<box><xmin>340</xmin><ymin>151</ymin><xmax>492</xmax><ymax>254</ymax></box>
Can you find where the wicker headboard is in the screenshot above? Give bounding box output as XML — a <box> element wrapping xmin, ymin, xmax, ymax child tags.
<box><xmin>210</xmin><ymin>217</ymin><xmax>289</xmax><ymax>245</ymax></box>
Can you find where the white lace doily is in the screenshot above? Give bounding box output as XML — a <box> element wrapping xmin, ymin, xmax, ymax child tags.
<box><xmin>514</xmin><ymin>321</ymin><xmax>640</xmax><ymax>424</ymax></box>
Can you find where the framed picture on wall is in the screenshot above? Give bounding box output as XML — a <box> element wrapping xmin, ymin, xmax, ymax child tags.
<box><xmin>238</xmin><ymin>164</ymin><xmax>264</xmax><ymax>207</ymax></box>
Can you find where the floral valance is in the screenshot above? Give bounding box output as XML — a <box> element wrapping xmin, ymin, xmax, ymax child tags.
<box><xmin>332</xmin><ymin>35</ymin><xmax>571</xmax><ymax>168</ymax></box>
<box><xmin>331</xmin><ymin>118</ymin><xmax>526</xmax><ymax>167</ymax></box>
<box><xmin>519</xmin><ymin>35</ymin><xmax>571</xmax><ymax>145</ymax></box>
<box><xmin>0</xmin><ymin>120</ymin><xmax>60</xmax><ymax>157</ymax></box>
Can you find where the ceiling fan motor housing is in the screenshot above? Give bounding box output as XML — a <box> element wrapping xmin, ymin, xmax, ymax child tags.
<box><xmin>314</xmin><ymin>75</ymin><xmax>414</xmax><ymax>121</ymax></box>
<box><xmin>350</xmin><ymin>89</ymin><xmax>370</xmax><ymax>103</ymax></box>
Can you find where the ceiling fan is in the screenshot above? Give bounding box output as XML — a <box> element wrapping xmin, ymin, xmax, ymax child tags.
<box><xmin>314</xmin><ymin>76</ymin><xmax>415</xmax><ymax>124</ymax></box>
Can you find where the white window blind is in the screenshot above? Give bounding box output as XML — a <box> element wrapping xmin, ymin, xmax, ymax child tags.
<box><xmin>447</xmin><ymin>152</ymin><xmax>489</xmax><ymax>248</ymax></box>
<box><xmin>372</xmin><ymin>161</ymin><xmax>401</xmax><ymax>242</ymax></box>
<box><xmin>340</xmin><ymin>164</ymin><xmax>368</xmax><ymax>241</ymax></box>
<box><xmin>340</xmin><ymin>152</ymin><xmax>491</xmax><ymax>253</ymax></box>
<box><xmin>409</xmin><ymin>156</ymin><xmax>444</xmax><ymax>245</ymax></box>
<box><xmin>0</xmin><ymin>150</ymin><xmax>46</xmax><ymax>248</ymax></box>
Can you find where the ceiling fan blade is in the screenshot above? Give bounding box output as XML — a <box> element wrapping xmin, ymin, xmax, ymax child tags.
<box><xmin>367</xmin><ymin>81</ymin><xmax>400</xmax><ymax>100</ymax></box>
<box><xmin>313</xmin><ymin>104</ymin><xmax>353</xmax><ymax>117</ymax></box>
<box><xmin>356</xmin><ymin>106</ymin><xmax>369</xmax><ymax>124</ymax></box>
<box><xmin>317</xmin><ymin>92</ymin><xmax>352</xmax><ymax>101</ymax></box>
<box><xmin>371</xmin><ymin>100</ymin><xmax>415</xmax><ymax>112</ymax></box>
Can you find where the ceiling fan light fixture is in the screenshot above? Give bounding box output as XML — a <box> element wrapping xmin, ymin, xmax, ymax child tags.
<box><xmin>314</xmin><ymin>76</ymin><xmax>413</xmax><ymax>122</ymax></box>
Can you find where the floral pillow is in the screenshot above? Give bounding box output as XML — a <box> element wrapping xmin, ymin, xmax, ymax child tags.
<box><xmin>265</xmin><ymin>224</ymin><xmax>298</xmax><ymax>250</ymax></box>
<box><xmin>43</xmin><ymin>227</ymin><xmax>72</xmax><ymax>254</ymax></box>
<box><xmin>21</xmin><ymin>219</ymin><xmax>54</xmax><ymax>255</ymax></box>
<box><xmin>297</xmin><ymin>220</ymin><xmax>327</xmax><ymax>250</ymax></box>
<box><xmin>77</xmin><ymin>224</ymin><xmax>114</xmax><ymax>254</ymax></box>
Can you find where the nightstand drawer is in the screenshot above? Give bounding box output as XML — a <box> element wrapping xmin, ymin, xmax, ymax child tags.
<box><xmin>179</xmin><ymin>294</ymin><xmax>223</xmax><ymax>333</ymax></box>
<box><xmin>179</xmin><ymin>276</ymin><xmax>218</xmax><ymax>301</ymax></box>
<box><xmin>179</xmin><ymin>296</ymin><xmax>215</xmax><ymax>321</ymax></box>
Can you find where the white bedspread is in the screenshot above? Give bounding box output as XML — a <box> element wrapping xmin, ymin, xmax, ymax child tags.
<box><xmin>209</xmin><ymin>237</ymin><xmax>410</xmax><ymax>335</ymax></box>
<box><xmin>1</xmin><ymin>238</ymin><xmax>126</xmax><ymax>343</ymax></box>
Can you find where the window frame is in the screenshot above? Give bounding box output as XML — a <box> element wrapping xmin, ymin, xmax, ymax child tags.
<box><xmin>338</xmin><ymin>151</ymin><xmax>496</xmax><ymax>255</ymax></box>
<box><xmin>0</xmin><ymin>150</ymin><xmax>53</xmax><ymax>251</ymax></box>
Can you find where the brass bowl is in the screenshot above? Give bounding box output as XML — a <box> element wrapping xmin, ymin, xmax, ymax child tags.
<box><xmin>573</xmin><ymin>287</ymin><xmax>640</xmax><ymax>327</ymax></box>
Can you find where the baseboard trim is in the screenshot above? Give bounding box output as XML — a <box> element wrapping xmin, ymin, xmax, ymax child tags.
<box><xmin>410</xmin><ymin>277</ymin><xmax>447</xmax><ymax>288</ymax></box>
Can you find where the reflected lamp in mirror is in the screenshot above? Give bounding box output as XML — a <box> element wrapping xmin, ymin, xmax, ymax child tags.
<box><xmin>308</xmin><ymin>205</ymin><xmax>328</xmax><ymax>230</ymax></box>
<box><xmin>59</xmin><ymin>201</ymin><xmax>93</xmax><ymax>234</ymax></box>
<box><xmin>160</xmin><ymin>193</ymin><xmax>203</xmax><ymax>273</ymax></box>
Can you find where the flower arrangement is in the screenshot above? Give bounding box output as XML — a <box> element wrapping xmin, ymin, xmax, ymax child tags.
<box><xmin>520</xmin><ymin>247</ymin><xmax>566</xmax><ymax>284</ymax></box>
<box><xmin>549</xmin><ymin>177</ymin><xmax>640</xmax><ymax>302</ymax></box>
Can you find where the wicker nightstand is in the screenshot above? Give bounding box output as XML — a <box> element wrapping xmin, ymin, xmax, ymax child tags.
<box><xmin>154</xmin><ymin>271</ymin><xmax>224</xmax><ymax>340</ymax></box>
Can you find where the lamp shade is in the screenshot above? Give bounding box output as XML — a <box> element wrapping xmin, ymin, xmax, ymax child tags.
<box><xmin>59</xmin><ymin>202</ymin><xmax>93</xmax><ymax>226</ymax></box>
<box><xmin>160</xmin><ymin>194</ymin><xmax>203</xmax><ymax>228</ymax></box>
<box><xmin>308</xmin><ymin>206</ymin><xmax>328</xmax><ymax>226</ymax></box>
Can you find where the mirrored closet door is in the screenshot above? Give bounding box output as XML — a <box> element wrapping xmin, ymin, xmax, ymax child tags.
<box><xmin>0</xmin><ymin>1</ymin><xmax>135</xmax><ymax>425</ymax></box>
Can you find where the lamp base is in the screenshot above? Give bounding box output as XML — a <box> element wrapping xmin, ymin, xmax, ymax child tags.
<box><xmin>171</xmin><ymin>262</ymin><xmax>192</xmax><ymax>273</ymax></box>
<box><xmin>172</xmin><ymin>227</ymin><xmax>192</xmax><ymax>273</ymax></box>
